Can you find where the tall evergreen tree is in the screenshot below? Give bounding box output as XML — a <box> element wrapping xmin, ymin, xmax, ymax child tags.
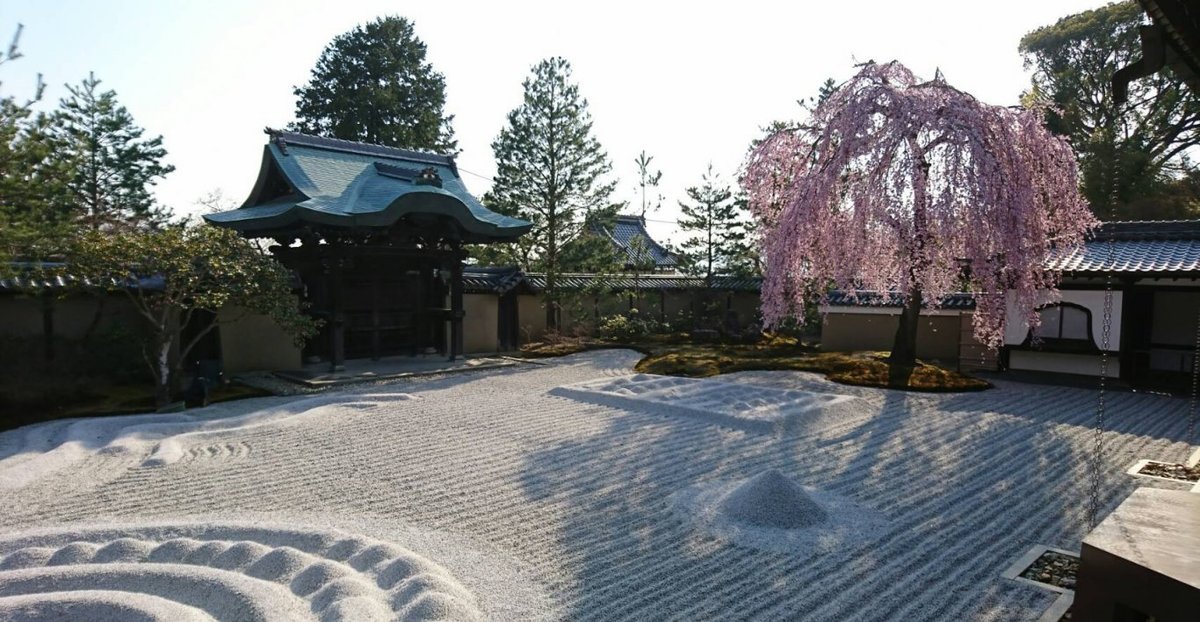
<box><xmin>291</xmin><ymin>16</ymin><xmax>456</xmax><ymax>152</ymax></box>
<box><xmin>623</xmin><ymin>151</ymin><xmax>664</xmax><ymax>291</ymax></box>
<box><xmin>52</xmin><ymin>73</ymin><xmax>174</xmax><ymax>231</ymax></box>
<box><xmin>0</xmin><ymin>24</ymin><xmax>72</xmax><ymax>263</ymax></box>
<box><xmin>485</xmin><ymin>57</ymin><xmax>618</xmax><ymax>328</ymax></box>
<box><xmin>0</xmin><ymin>108</ymin><xmax>72</xmax><ymax>260</ymax></box>
<box><xmin>677</xmin><ymin>165</ymin><xmax>747</xmax><ymax>281</ymax></box>
<box><xmin>1020</xmin><ymin>1</ymin><xmax>1200</xmax><ymax>219</ymax></box>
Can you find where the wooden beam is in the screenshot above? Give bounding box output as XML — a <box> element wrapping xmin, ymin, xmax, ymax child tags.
<box><xmin>449</xmin><ymin>261</ymin><xmax>464</xmax><ymax>361</ymax></box>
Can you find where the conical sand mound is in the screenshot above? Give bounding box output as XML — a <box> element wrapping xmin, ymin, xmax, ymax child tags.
<box><xmin>715</xmin><ymin>470</ymin><xmax>828</xmax><ymax>529</ymax></box>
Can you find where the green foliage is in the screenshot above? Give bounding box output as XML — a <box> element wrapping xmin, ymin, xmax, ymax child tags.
<box><xmin>677</xmin><ymin>165</ymin><xmax>753</xmax><ymax>279</ymax></box>
<box><xmin>52</xmin><ymin>73</ymin><xmax>174</xmax><ymax>230</ymax></box>
<box><xmin>622</xmin><ymin>152</ymin><xmax>666</xmax><ymax>285</ymax></box>
<box><xmin>633</xmin><ymin>150</ymin><xmax>663</xmax><ymax>219</ymax></box>
<box><xmin>290</xmin><ymin>16</ymin><xmax>456</xmax><ymax>152</ymax></box>
<box><xmin>70</xmin><ymin>225</ymin><xmax>319</xmax><ymax>404</ymax></box>
<box><xmin>0</xmin><ymin>101</ymin><xmax>72</xmax><ymax>262</ymax></box>
<box><xmin>0</xmin><ymin>25</ymin><xmax>71</xmax><ymax>266</ymax></box>
<box><xmin>817</xmin><ymin>77</ymin><xmax>838</xmax><ymax>105</ymax></box>
<box><xmin>484</xmin><ymin>57</ymin><xmax>621</xmax><ymax>326</ymax></box>
<box><xmin>1020</xmin><ymin>1</ymin><xmax>1200</xmax><ymax>219</ymax></box>
<box><xmin>747</xmin><ymin>76</ymin><xmax>837</xmax><ymax>154</ymax></box>
<box><xmin>596</xmin><ymin>307</ymin><xmax>669</xmax><ymax>340</ymax></box>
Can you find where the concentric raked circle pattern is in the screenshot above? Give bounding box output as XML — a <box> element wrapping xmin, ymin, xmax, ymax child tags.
<box><xmin>0</xmin><ymin>522</ymin><xmax>481</xmax><ymax>621</ymax></box>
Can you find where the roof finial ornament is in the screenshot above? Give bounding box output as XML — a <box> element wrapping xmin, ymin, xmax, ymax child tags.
<box><xmin>263</xmin><ymin>127</ymin><xmax>288</xmax><ymax>155</ymax></box>
<box><xmin>416</xmin><ymin>167</ymin><xmax>442</xmax><ymax>188</ymax></box>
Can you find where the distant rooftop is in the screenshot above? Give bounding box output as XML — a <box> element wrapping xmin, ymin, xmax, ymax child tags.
<box><xmin>596</xmin><ymin>214</ymin><xmax>677</xmax><ymax>271</ymax></box>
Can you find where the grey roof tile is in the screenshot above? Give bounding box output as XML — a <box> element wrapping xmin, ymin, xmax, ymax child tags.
<box><xmin>1048</xmin><ymin>239</ymin><xmax>1200</xmax><ymax>273</ymax></box>
<box><xmin>599</xmin><ymin>215</ymin><xmax>677</xmax><ymax>268</ymax></box>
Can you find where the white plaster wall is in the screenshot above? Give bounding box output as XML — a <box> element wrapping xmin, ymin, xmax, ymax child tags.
<box><xmin>818</xmin><ymin>305</ymin><xmax>964</xmax><ymax>317</ymax></box>
<box><xmin>1004</xmin><ymin>289</ymin><xmax>1123</xmax><ymax>351</ymax></box>
<box><xmin>1008</xmin><ymin>350</ymin><xmax>1120</xmax><ymax>378</ymax></box>
<box><xmin>1133</xmin><ymin>277</ymin><xmax>1200</xmax><ymax>287</ymax></box>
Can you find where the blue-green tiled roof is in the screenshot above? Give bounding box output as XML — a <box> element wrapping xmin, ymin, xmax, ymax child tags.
<box><xmin>204</xmin><ymin>132</ymin><xmax>530</xmax><ymax>242</ymax></box>
<box><xmin>594</xmin><ymin>214</ymin><xmax>677</xmax><ymax>269</ymax></box>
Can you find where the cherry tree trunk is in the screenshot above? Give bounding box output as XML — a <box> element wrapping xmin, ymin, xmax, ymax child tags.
<box><xmin>889</xmin><ymin>286</ymin><xmax>923</xmax><ymax>375</ymax></box>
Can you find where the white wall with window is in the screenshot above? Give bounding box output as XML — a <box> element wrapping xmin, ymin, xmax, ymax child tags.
<box><xmin>1004</xmin><ymin>289</ymin><xmax>1123</xmax><ymax>377</ymax></box>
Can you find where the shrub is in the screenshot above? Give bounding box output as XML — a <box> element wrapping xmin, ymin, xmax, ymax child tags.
<box><xmin>596</xmin><ymin>307</ymin><xmax>673</xmax><ymax>340</ymax></box>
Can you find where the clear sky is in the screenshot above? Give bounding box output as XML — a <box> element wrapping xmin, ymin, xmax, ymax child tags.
<box><xmin>5</xmin><ymin>0</ymin><xmax>1110</xmax><ymax>244</ymax></box>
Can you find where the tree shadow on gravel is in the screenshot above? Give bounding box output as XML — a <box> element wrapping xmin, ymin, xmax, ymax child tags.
<box><xmin>518</xmin><ymin>370</ymin><xmax>1157</xmax><ymax>621</ymax></box>
<box><xmin>517</xmin><ymin>376</ymin><xmax>937</xmax><ymax>620</ymax></box>
<box><xmin>940</xmin><ymin>379</ymin><xmax>1193</xmax><ymax>445</ymax></box>
<box><xmin>518</xmin><ymin>402</ymin><xmax>814</xmax><ymax>620</ymax></box>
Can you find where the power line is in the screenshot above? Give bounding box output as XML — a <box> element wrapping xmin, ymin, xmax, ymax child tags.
<box><xmin>454</xmin><ymin>169</ymin><xmax>705</xmax><ymax>228</ymax></box>
<box><xmin>457</xmin><ymin>167</ymin><xmax>494</xmax><ymax>183</ymax></box>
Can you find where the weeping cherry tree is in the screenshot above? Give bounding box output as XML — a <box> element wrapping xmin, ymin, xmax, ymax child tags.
<box><xmin>743</xmin><ymin>61</ymin><xmax>1096</xmax><ymax>369</ymax></box>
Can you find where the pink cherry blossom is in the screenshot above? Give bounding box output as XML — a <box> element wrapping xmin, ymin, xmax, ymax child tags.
<box><xmin>742</xmin><ymin>61</ymin><xmax>1096</xmax><ymax>350</ymax></box>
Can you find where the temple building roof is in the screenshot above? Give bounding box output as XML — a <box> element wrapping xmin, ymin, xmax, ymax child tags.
<box><xmin>597</xmin><ymin>214</ymin><xmax>677</xmax><ymax>271</ymax></box>
<box><xmin>204</xmin><ymin>131</ymin><xmax>531</xmax><ymax>243</ymax></box>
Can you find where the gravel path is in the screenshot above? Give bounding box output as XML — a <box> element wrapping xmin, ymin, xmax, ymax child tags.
<box><xmin>0</xmin><ymin>349</ymin><xmax>1194</xmax><ymax>621</ymax></box>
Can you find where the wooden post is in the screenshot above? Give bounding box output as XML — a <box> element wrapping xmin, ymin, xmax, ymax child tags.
<box><xmin>329</xmin><ymin>260</ymin><xmax>346</xmax><ymax>372</ymax></box>
<box><xmin>40</xmin><ymin>293</ymin><xmax>55</xmax><ymax>364</ymax></box>
<box><xmin>415</xmin><ymin>262</ymin><xmax>425</xmax><ymax>356</ymax></box>
<box><xmin>370</xmin><ymin>275</ymin><xmax>381</xmax><ymax>361</ymax></box>
<box><xmin>449</xmin><ymin>260</ymin><xmax>464</xmax><ymax>361</ymax></box>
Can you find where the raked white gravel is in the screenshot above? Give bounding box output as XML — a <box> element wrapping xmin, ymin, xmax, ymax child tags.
<box><xmin>0</xmin><ymin>349</ymin><xmax>1195</xmax><ymax>621</ymax></box>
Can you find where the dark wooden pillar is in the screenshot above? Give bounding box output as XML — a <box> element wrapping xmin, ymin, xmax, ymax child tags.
<box><xmin>328</xmin><ymin>261</ymin><xmax>346</xmax><ymax>372</ymax></box>
<box><xmin>41</xmin><ymin>293</ymin><xmax>55</xmax><ymax>364</ymax></box>
<box><xmin>414</xmin><ymin>262</ymin><xmax>426</xmax><ymax>356</ymax></box>
<box><xmin>659</xmin><ymin>289</ymin><xmax>666</xmax><ymax>324</ymax></box>
<box><xmin>449</xmin><ymin>260</ymin><xmax>464</xmax><ymax>361</ymax></box>
<box><xmin>370</xmin><ymin>275</ymin><xmax>381</xmax><ymax>361</ymax></box>
<box><xmin>1116</xmin><ymin>276</ymin><xmax>1138</xmax><ymax>385</ymax></box>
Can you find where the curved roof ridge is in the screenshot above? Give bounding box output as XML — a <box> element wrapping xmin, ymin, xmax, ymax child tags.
<box><xmin>266</xmin><ymin>129</ymin><xmax>455</xmax><ymax>169</ymax></box>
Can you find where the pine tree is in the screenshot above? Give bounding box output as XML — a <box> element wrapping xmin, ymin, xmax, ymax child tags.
<box><xmin>0</xmin><ymin>24</ymin><xmax>72</xmax><ymax>263</ymax></box>
<box><xmin>485</xmin><ymin>57</ymin><xmax>619</xmax><ymax>328</ymax></box>
<box><xmin>677</xmin><ymin>165</ymin><xmax>747</xmax><ymax>282</ymax></box>
<box><xmin>633</xmin><ymin>150</ymin><xmax>662</xmax><ymax>219</ymax></box>
<box><xmin>53</xmin><ymin>73</ymin><xmax>174</xmax><ymax>231</ymax></box>
<box><xmin>624</xmin><ymin>150</ymin><xmax>664</xmax><ymax>294</ymax></box>
<box><xmin>291</xmin><ymin>16</ymin><xmax>456</xmax><ymax>152</ymax></box>
<box><xmin>0</xmin><ymin>107</ymin><xmax>72</xmax><ymax>259</ymax></box>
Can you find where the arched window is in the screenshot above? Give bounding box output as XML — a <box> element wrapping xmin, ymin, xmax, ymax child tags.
<box><xmin>1027</xmin><ymin>302</ymin><xmax>1095</xmax><ymax>350</ymax></box>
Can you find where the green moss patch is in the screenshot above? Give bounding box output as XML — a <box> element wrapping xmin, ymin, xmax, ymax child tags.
<box><xmin>521</xmin><ymin>334</ymin><xmax>988</xmax><ymax>393</ymax></box>
<box><xmin>637</xmin><ymin>349</ymin><xmax>988</xmax><ymax>392</ymax></box>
